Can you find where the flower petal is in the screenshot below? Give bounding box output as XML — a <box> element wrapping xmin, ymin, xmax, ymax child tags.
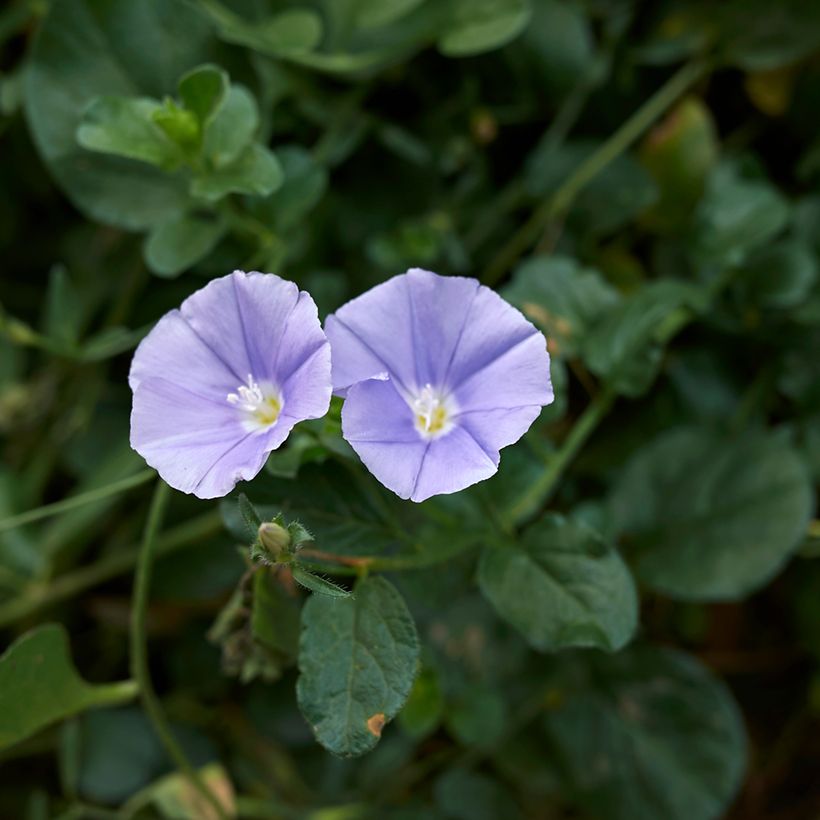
<box><xmin>410</xmin><ymin>426</ymin><xmax>498</xmax><ymax>502</ymax></box>
<box><xmin>341</xmin><ymin>377</ymin><xmax>428</xmax><ymax>499</ymax></box>
<box><xmin>277</xmin><ymin>290</ymin><xmax>332</xmax><ymax>420</ymax></box>
<box><xmin>341</xmin><ymin>376</ymin><xmax>500</xmax><ymax>502</ymax></box>
<box><xmin>131</xmin><ymin>376</ymin><xmax>292</xmax><ymax>498</ymax></box>
<box><xmin>180</xmin><ymin>270</ymin><xmax>301</xmax><ymax>385</ymax></box>
<box><xmin>448</xmin><ymin>284</ymin><xmax>552</xmax><ymax>405</ymax></box>
<box><xmin>128</xmin><ymin>310</ymin><xmax>237</xmax><ymax>395</ymax></box>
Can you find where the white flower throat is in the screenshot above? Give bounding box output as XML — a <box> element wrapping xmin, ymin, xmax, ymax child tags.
<box><xmin>227</xmin><ymin>374</ymin><xmax>282</xmax><ymax>430</ymax></box>
<box><xmin>411</xmin><ymin>383</ymin><xmax>455</xmax><ymax>440</ymax></box>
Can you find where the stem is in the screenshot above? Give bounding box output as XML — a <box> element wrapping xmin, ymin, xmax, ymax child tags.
<box><xmin>130</xmin><ymin>481</ymin><xmax>229</xmax><ymax>820</ymax></box>
<box><xmin>481</xmin><ymin>59</ymin><xmax>707</xmax><ymax>286</ymax></box>
<box><xmin>0</xmin><ymin>510</ymin><xmax>222</xmax><ymax>629</ymax></box>
<box><xmin>0</xmin><ymin>470</ymin><xmax>155</xmax><ymax>534</ymax></box>
<box><xmin>509</xmin><ymin>388</ymin><xmax>616</xmax><ymax>525</ymax></box>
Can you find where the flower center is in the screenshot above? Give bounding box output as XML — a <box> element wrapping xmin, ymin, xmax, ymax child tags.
<box><xmin>412</xmin><ymin>384</ymin><xmax>454</xmax><ymax>439</ymax></box>
<box><xmin>227</xmin><ymin>374</ymin><xmax>282</xmax><ymax>430</ymax></box>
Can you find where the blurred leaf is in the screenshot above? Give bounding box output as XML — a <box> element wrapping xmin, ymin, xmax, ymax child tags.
<box><xmin>44</xmin><ymin>265</ymin><xmax>83</xmax><ymax>346</ymax></box>
<box><xmin>445</xmin><ymin>685</ymin><xmax>507</xmax><ymax>750</ymax></box>
<box><xmin>144</xmin><ymin>212</ymin><xmax>227</xmax><ymax>277</ymax></box>
<box><xmin>202</xmin><ymin>86</ymin><xmax>259</xmax><ymax>169</ymax></box>
<box><xmin>297</xmin><ymin>576</ymin><xmax>419</xmax><ymax>756</ymax></box>
<box><xmin>191</xmin><ymin>144</ymin><xmax>282</xmax><ymax>202</ymax></box>
<box><xmin>200</xmin><ymin>2</ymin><xmax>323</xmax><ymax>57</ymax></box>
<box><xmin>479</xmin><ymin>514</ymin><xmax>638</xmax><ymax>652</ymax></box>
<box><xmin>641</xmin><ymin>97</ymin><xmax>718</xmax><ymax>233</ymax></box>
<box><xmin>737</xmin><ymin>239</ymin><xmax>818</xmax><ymax>309</ymax></box>
<box><xmin>691</xmin><ymin>162</ymin><xmax>790</xmax><ymax>268</ymax></box>
<box><xmin>25</xmin><ymin>0</ymin><xmax>213</xmax><ymax>229</ymax></box>
<box><xmin>251</xmin><ymin>569</ymin><xmax>300</xmax><ymax>657</ymax></box>
<box><xmin>438</xmin><ymin>0</ymin><xmax>531</xmax><ymax>57</ymax></box>
<box><xmin>255</xmin><ymin>145</ymin><xmax>328</xmax><ymax>232</ymax></box>
<box><xmin>177</xmin><ymin>63</ymin><xmax>227</xmax><ymax>126</ymax></box>
<box><xmin>521</xmin><ymin>0</ymin><xmax>596</xmax><ymax>96</ymax></box>
<box><xmin>77</xmin><ymin>95</ymin><xmax>183</xmax><ymax>169</ymax></box>
<box><xmin>544</xmin><ymin>646</ymin><xmax>746</xmax><ymax>820</ymax></box>
<box><xmin>0</xmin><ymin>625</ymin><xmax>137</xmax><ymax>751</ymax></box>
<box><xmin>609</xmin><ymin>427</ymin><xmax>814</xmax><ymax>600</ymax></box>
<box><xmin>355</xmin><ymin>0</ymin><xmax>425</xmax><ymax>29</ymax></box>
<box><xmin>584</xmin><ymin>280</ymin><xmax>705</xmax><ymax>396</ymax></box>
<box><xmin>126</xmin><ymin>763</ymin><xmax>236</xmax><ymax>820</ymax></box>
<box><xmin>434</xmin><ymin>768</ymin><xmax>515</xmax><ymax>820</ymax></box>
<box><xmin>397</xmin><ymin>664</ymin><xmax>444</xmax><ymax>740</ymax></box>
<box><xmin>504</xmin><ymin>255</ymin><xmax>620</xmax><ymax>359</ymax></box>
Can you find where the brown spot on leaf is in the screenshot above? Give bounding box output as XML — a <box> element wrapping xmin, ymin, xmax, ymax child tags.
<box><xmin>367</xmin><ymin>713</ymin><xmax>386</xmax><ymax>737</ymax></box>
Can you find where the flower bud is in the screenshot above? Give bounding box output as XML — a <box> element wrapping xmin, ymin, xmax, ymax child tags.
<box><xmin>257</xmin><ymin>521</ymin><xmax>291</xmax><ymax>560</ymax></box>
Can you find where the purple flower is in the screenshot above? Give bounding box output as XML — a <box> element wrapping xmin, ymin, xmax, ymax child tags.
<box><xmin>325</xmin><ymin>268</ymin><xmax>553</xmax><ymax>502</ymax></box>
<box><xmin>130</xmin><ymin>271</ymin><xmax>331</xmax><ymax>499</ymax></box>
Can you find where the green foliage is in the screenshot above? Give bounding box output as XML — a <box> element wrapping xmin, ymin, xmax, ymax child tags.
<box><xmin>544</xmin><ymin>647</ymin><xmax>747</xmax><ymax>820</ymax></box>
<box><xmin>297</xmin><ymin>576</ymin><xmax>419</xmax><ymax>756</ymax></box>
<box><xmin>478</xmin><ymin>514</ymin><xmax>637</xmax><ymax>651</ymax></box>
<box><xmin>0</xmin><ymin>625</ymin><xmax>137</xmax><ymax>751</ymax></box>
<box><xmin>609</xmin><ymin>427</ymin><xmax>814</xmax><ymax>600</ymax></box>
<box><xmin>2</xmin><ymin>0</ymin><xmax>819</xmax><ymax>816</ymax></box>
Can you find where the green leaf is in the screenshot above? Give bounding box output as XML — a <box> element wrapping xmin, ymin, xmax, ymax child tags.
<box><xmin>544</xmin><ymin>646</ymin><xmax>747</xmax><ymax>820</ymax></box>
<box><xmin>177</xmin><ymin>63</ymin><xmax>228</xmax><ymax>126</ymax></box>
<box><xmin>291</xmin><ymin>565</ymin><xmax>353</xmax><ymax>599</ymax></box>
<box><xmin>445</xmin><ymin>685</ymin><xmax>507</xmax><ymax>751</ymax></box>
<box><xmin>144</xmin><ymin>212</ymin><xmax>227</xmax><ymax>278</ymax></box>
<box><xmin>503</xmin><ymin>256</ymin><xmax>620</xmax><ymax>359</ymax></box>
<box><xmin>434</xmin><ymin>768</ymin><xmax>513</xmax><ymax>820</ymax></box>
<box><xmin>25</xmin><ymin>0</ymin><xmax>213</xmax><ymax>229</ymax></box>
<box><xmin>251</xmin><ymin>569</ymin><xmax>301</xmax><ymax>657</ymax></box>
<box><xmin>478</xmin><ymin>514</ymin><xmax>638</xmax><ymax>652</ymax></box>
<box><xmin>254</xmin><ymin>145</ymin><xmax>328</xmax><ymax>231</ymax></box>
<box><xmin>191</xmin><ymin>144</ymin><xmax>282</xmax><ymax>202</ymax></box>
<box><xmin>0</xmin><ymin>624</ymin><xmax>138</xmax><ymax>751</ymax></box>
<box><xmin>521</xmin><ymin>0</ymin><xmax>595</xmax><ymax>97</ymax></box>
<box><xmin>692</xmin><ymin>162</ymin><xmax>790</xmax><ymax>267</ymax></box>
<box><xmin>44</xmin><ymin>265</ymin><xmax>83</xmax><ymax>346</ymax></box>
<box><xmin>202</xmin><ymin>85</ymin><xmax>259</xmax><ymax>169</ymax></box>
<box><xmin>77</xmin><ymin>95</ymin><xmax>182</xmax><ymax>169</ymax></box>
<box><xmin>397</xmin><ymin>664</ymin><xmax>444</xmax><ymax>740</ymax></box>
<box><xmin>237</xmin><ymin>493</ymin><xmax>263</xmax><ymax>539</ymax></box>
<box><xmin>297</xmin><ymin>576</ymin><xmax>419</xmax><ymax>756</ymax></box>
<box><xmin>737</xmin><ymin>239</ymin><xmax>818</xmax><ymax>309</ymax></box>
<box><xmin>439</xmin><ymin>0</ymin><xmax>531</xmax><ymax>57</ymax></box>
<box><xmin>641</xmin><ymin>97</ymin><xmax>718</xmax><ymax>233</ymax></box>
<box><xmin>200</xmin><ymin>2</ymin><xmax>323</xmax><ymax>57</ymax></box>
<box><xmin>609</xmin><ymin>427</ymin><xmax>814</xmax><ymax>600</ymax></box>
<box><xmin>355</xmin><ymin>0</ymin><xmax>425</xmax><ymax>29</ymax></box>
<box><xmin>151</xmin><ymin>99</ymin><xmax>199</xmax><ymax>154</ymax></box>
<box><xmin>583</xmin><ymin>279</ymin><xmax>705</xmax><ymax>396</ymax></box>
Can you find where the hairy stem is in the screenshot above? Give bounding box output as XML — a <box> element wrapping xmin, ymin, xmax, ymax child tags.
<box><xmin>481</xmin><ymin>59</ymin><xmax>708</xmax><ymax>286</ymax></box>
<box><xmin>130</xmin><ymin>481</ymin><xmax>229</xmax><ymax>820</ymax></box>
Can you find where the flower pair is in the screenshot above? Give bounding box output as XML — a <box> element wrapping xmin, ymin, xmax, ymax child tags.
<box><xmin>130</xmin><ymin>269</ymin><xmax>553</xmax><ymax>501</ymax></box>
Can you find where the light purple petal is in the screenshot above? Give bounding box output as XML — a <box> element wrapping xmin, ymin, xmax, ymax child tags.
<box><xmin>341</xmin><ymin>377</ymin><xmax>428</xmax><ymax>499</ymax></box>
<box><xmin>128</xmin><ymin>310</ymin><xmax>236</xmax><ymax>394</ymax></box>
<box><xmin>411</xmin><ymin>426</ymin><xmax>498</xmax><ymax>502</ymax></box>
<box><xmin>131</xmin><ymin>377</ymin><xmax>290</xmax><ymax>498</ymax></box>
<box><xmin>129</xmin><ymin>271</ymin><xmax>331</xmax><ymax>498</ymax></box>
